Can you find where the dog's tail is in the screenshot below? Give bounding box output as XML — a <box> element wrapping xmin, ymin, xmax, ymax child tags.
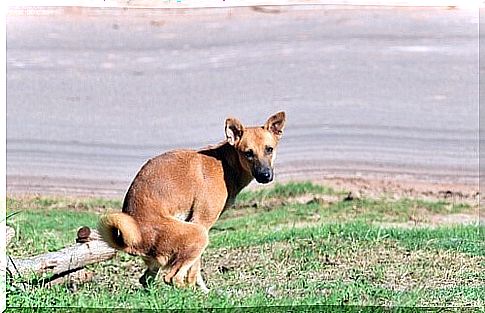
<box><xmin>98</xmin><ymin>212</ymin><xmax>143</xmax><ymax>254</ymax></box>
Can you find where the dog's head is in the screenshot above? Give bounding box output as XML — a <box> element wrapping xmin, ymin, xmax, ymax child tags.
<box><xmin>225</xmin><ymin>111</ymin><xmax>286</xmax><ymax>184</ymax></box>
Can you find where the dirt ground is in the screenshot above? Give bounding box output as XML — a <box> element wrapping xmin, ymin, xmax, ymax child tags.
<box><xmin>277</xmin><ymin>175</ymin><xmax>479</xmax><ymax>204</ymax></box>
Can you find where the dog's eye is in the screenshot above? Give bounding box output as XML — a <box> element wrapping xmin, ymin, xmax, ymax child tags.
<box><xmin>244</xmin><ymin>150</ymin><xmax>254</xmax><ymax>159</ymax></box>
<box><xmin>265</xmin><ymin>146</ymin><xmax>274</xmax><ymax>154</ymax></box>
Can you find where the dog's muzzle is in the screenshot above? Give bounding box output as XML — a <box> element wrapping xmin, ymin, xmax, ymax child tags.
<box><xmin>253</xmin><ymin>167</ymin><xmax>273</xmax><ymax>184</ymax></box>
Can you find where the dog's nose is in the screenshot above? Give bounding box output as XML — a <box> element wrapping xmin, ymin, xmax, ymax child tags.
<box><xmin>254</xmin><ymin>168</ymin><xmax>273</xmax><ymax>184</ymax></box>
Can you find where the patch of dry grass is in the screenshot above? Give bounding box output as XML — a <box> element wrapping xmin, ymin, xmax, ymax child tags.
<box><xmin>201</xmin><ymin>237</ymin><xmax>484</xmax><ymax>305</ymax></box>
<box><xmin>7</xmin><ymin>196</ymin><xmax>121</xmax><ymax>213</ymax></box>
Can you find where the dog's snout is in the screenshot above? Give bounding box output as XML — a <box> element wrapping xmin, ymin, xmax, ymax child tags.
<box><xmin>254</xmin><ymin>167</ymin><xmax>273</xmax><ymax>184</ymax></box>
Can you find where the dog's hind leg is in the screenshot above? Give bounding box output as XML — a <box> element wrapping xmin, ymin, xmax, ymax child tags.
<box><xmin>164</xmin><ymin>223</ymin><xmax>208</xmax><ymax>288</ymax></box>
<box><xmin>187</xmin><ymin>258</ymin><xmax>209</xmax><ymax>293</ymax></box>
<box><xmin>171</xmin><ymin>256</ymin><xmax>199</xmax><ymax>288</ymax></box>
<box><xmin>165</xmin><ymin>246</ymin><xmax>206</xmax><ymax>288</ymax></box>
<box><xmin>163</xmin><ymin>260</ymin><xmax>182</xmax><ymax>285</ymax></box>
<box><xmin>163</xmin><ymin>253</ymin><xmax>199</xmax><ymax>288</ymax></box>
<box><xmin>139</xmin><ymin>256</ymin><xmax>160</xmax><ymax>287</ymax></box>
<box><xmin>186</xmin><ymin>258</ymin><xmax>200</xmax><ymax>287</ymax></box>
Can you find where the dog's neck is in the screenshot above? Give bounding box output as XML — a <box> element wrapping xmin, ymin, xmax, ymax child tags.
<box><xmin>198</xmin><ymin>141</ymin><xmax>253</xmax><ymax>200</ymax></box>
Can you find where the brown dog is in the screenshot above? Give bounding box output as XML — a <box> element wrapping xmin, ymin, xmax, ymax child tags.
<box><xmin>99</xmin><ymin>112</ymin><xmax>286</xmax><ymax>291</ymax></box>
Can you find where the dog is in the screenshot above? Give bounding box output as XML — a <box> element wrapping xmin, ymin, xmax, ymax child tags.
<box><xmin>98</xmin><ymin>111</ymin><xmax>286</xmax><ymax>292</ymax></box>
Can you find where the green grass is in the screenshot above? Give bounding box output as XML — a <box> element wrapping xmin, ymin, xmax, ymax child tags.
<box><xmin>8</xmin><ymin>210</ymin><xmax>98</xmax><ymax>257</ymax></box>
<box><xmin>235</xmin><ymin>181</ymin><xmax>339</xmax><ymax>203</ymax></box>
<box><xmin>6</xmin><ymin>182</ymin><xmax>484</xmax><ymax>309</ymax></box>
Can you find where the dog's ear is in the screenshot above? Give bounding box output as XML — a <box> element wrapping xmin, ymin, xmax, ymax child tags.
<box><xmin>264</xmin><ymin>111</ymin><xmax>286</xmax><ymax>139</ymax></box>
<box><xmin>225</xmin><ymin>117</ymin><xmax>244</xmax><ymax>146</ymax></box>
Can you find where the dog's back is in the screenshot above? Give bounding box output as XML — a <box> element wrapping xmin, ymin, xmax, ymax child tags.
<box><xmin>122</xmin><ymin>149</ymin><xmax>228</xmax><ymax>224</ymax></box>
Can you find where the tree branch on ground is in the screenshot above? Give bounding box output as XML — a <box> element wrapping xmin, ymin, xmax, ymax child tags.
<box><xmin>7</xmin><ymin>228</ymin><xmax>116</xmax><ymax>287</ymax></box>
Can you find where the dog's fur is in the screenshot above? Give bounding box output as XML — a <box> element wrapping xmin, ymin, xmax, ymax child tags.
<box><xmin>98</xmin><ymin>112</ymin><xmax>286</xmax><ymax>291</ymax></box>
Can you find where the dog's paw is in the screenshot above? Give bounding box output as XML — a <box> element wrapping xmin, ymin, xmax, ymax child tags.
<box><xmin>172</xmin><ymin>278</ymin><xmax>187</xmax><ymax>289</ymax></box>
<box><xmin>199</xmin><ymin>285</ymin><xmax>210</xmax><ymax>294</ymax></box>
<box><xmin>196</xmin><ymin>274</ymin><xmax>210</xmax><ymax>293</ymax></box>
<box><xmin>139</xmin><ymin>274</ymin><xmax>155</xmax><ymax>288</ymax></box>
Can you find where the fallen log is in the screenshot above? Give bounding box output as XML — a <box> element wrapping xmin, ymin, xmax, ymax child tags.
<box><xmin>45</xmin><ymin>268</ymin><xmax>95</xmax><ymax>290</ymax></box>
<box><xmin>7</xmin><ymin>229</ymin><xmax>116</xmax><ymax>278</ymax></box>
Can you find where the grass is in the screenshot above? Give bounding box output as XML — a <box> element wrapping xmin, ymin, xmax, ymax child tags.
<box><xmin>235</xmin><ymin>181</ymin><xmax>339</xmax><ymax>203</ymax></box>
<box><xmin>5</xmin><ymin>182</ymin><xmax>484</xmax><ymax>309</ymax></box>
